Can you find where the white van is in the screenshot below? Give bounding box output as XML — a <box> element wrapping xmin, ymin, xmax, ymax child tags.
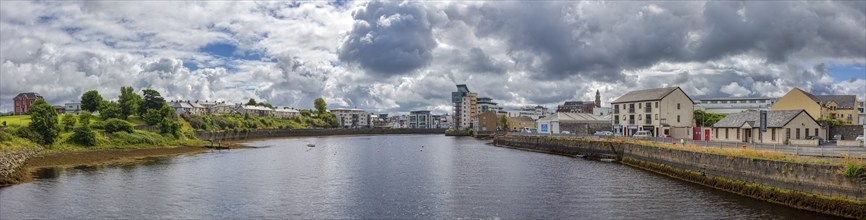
<box><xmin>633</xmin><ymin>131</ymin><xmax>651</xmax><ymax>138</ymax></box>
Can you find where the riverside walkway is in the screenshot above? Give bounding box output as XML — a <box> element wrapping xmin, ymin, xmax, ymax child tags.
<box><xmin>506</xmin><ymin>132</ymin><xmax>866</xmax><ymax>159</ymax></box>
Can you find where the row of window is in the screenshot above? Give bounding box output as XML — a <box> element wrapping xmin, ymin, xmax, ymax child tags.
<box><xmin>613</xmin><ymin>115</ymin><xmax>681</xmax><ymax>124</ymax></box>
<box><xmin>714</xmin><ymin>127</ymin><xmax>819</xmax><ymax>141</ymax></box>
<box><xmin>613</xmin><ymin>102</ymin><xmax>682</xmax><ymax>111</ymax></box>
<box><xmin>703</xmin><ymin>100</ymin><xmax>770</xmax><ymax>104</ymax></box>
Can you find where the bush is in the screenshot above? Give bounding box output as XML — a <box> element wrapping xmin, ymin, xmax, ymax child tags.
<box><xmin>28</xmin><ymin>99</ymin><xmax>59</xmax><ymax>145</ymax></box>
<box><xmin>61</xmin><ymin>114</ymin><xmax>77</xmax><ymax>132</ymax></box>
<box><xmin>79</xmin><ymin>111</ymin><xmax>92</xmax><ymax>126</ymax></box>
<box><xmin>69</xmin><ymin>126</ymin><xmax>97</xmax><ymax>147</ymax></box>
<box><xmin>159</xmin><ymin>118</ymin><xmax>181</xmax><ymax>137</ymax></box>
<box><xmin>103</xmin><ymin>118</ymin><xmax>134</xmax><ymax>133</ymax></box>
<box><xmin>143</xmin><ymin>109</ymin><xmax>163</xmax><ymax>125</ymax></box>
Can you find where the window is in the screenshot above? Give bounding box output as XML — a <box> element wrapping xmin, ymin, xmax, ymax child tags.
<box><xmin>721</xmin><ymin>101</ymin><xmax>728</xmax><ymax>104</ymax></box>
<box><xmin>736</xmin><ymin>128</ymin><xmax>740</xmax><ymax>139</ymax></box>
<box><xmin>715</xmin><ymin>128</ymin><xmax>718</xmax><ymax>139</ymax></box>
<box><xmin>805</xmin><ymin>129</ymin><xmax>809</xmax><ymax>137</ymax></box>
<box><xmin>795</xmin><ymin>128</ymin><xmax>800</xmax><ymax>139</ymax></box>
<box><xmin>677</xmin><ymin>115</ymin><xmax>681</xmax><ymax>122</ymax></box>
<box><xmin>677</xmin><ymin>103</ymin><xmax>681</xmax><ymax>109</ymax></box>
<box><xmin>771</xmin><ymin>128</ymin><xmax>776</xmax><ymax>141</ymax></box>
<box><xmin>814</xmin><ymin>128</ymin><xmax>818</xmax><ymax>137</ymax></box>
<box><xmin>638</xmin><ymin>103</ymin><xmax>642</xmax><ymax>109</ymax></box>
<box><xmin>614</xmin><ymin>116</ymin><xmax>619</xmax><ymax>123</ymax></box>
<box><xmin>786</xmin><ymin>128</ymin><xmax>790</xmax><ymax>141</ymax></box>
<box><xmin>655</xmin><ymin>114</ymin><xmax>658</xmax><ymax>120</ymax></box>
<box><xmin>749</xmin><ymin>100</ymin><xmax>756</xmax><ymax>103</ymax></box>
<box><xmin>655</xmin><ymin>102</ymin><xmax>658</xmax><ymax>108</ymax></box>
<box><xmin>725</xmin><ymin>128</ymin><xmax>729</xmax><ymax>139</ymax></box>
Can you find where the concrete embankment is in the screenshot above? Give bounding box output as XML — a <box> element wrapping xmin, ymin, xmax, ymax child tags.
<box><xmin>0</xmin><ymin>148</ymin><xmax>42</xmax><ymax>186</ymax></box>
<box><xmin>195</xmin><ymin>128</ymin><xmax>446</xmax><ymax>141</ymax></box>
<box><xmin>493</xmin><ymin>136</ymin><xmax>866</xmax><ymax>219</ymax></box>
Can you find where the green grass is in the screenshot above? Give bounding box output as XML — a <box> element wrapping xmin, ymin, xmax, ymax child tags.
<box><xmin>0</xmin><ymin>115</ymin><xmax>32</xmax><ymax>127</ymax></box>
<box><xmin>126</xmin><ymin>116</ymin><xmax>146</xmax><ymax>126</ymax></box>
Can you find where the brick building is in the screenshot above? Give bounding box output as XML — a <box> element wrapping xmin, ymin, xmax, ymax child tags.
<box><xmin>13</xmin><ymin>92</ymin><xmax>43</xmax><ymax>115</ymax></box>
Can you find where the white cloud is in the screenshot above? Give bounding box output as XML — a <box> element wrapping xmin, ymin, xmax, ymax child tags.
<box><xmin>1</xmin><ymin>1</ymin><xmax>864</xmax><ymax>115</ymax></box>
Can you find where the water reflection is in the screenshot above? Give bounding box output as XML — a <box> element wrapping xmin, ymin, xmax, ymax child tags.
<box><xmin>1</xmin><ymin>135</ymin><xmax>835</xmax><ymax>219</ymax></box>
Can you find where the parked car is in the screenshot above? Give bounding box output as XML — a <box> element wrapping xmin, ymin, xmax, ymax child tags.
<box><xmin>632</xmin><ymin>131</ymin><xmax>651</xmax><ymax>138</ymax></box>
<box><xmin>856</xmin><ymin>135</ymin><xmax>864</xmax><ymax>143</ymax></box>
<box><xmin>806</xmin><ymin>136</ymin><xmax>825</xmax><ymax>145</ymax></box>
<box><xmin>561</xmin><ymin>131</ymin><xmax>571</xmax><ymax>135</ymax></box>
<box><xmin>594</xmin><ymin>131</ymin><xmax>614</xmax><ymax>136</ymax></box>
<box><xmin>831</xmin><ymin>134</ymin><xmax>842</xmax><ymax>143</ymax></box>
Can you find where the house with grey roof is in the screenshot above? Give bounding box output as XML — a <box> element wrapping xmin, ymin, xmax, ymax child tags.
<box><xmin>771</xmin><ymin>88</ymin><xmax>859</xmax><ymax>125</ymax></box>
<box><xmin>610</xmin><ymin>87</ymin><xmax>694</xmax><ymax>139</ymax></box>
<box><xmin>168</xmin><ymin>101</ymin><xmax>194</xmax><ymax>115</ymax></box>
<box><xmin>712</xmin><ymin>110</ymin><xmax>823</xmax><ymax>145</ymax></box>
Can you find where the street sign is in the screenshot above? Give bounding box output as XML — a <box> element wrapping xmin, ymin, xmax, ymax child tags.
<box><xmin>759</xmin><ymin>110</ymin><xmax>767</xmax><ymax>132</ymax></box>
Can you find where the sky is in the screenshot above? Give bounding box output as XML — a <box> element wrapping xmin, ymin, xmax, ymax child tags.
<box><xmin>1</xmin><ymin>1</ymin><xmax>864</xmax><ymax>115</ymax></box>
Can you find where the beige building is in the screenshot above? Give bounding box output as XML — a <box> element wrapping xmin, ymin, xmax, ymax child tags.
<box><xmin>771</xmin><ymin>88</ymin><xmax>859</xmax><ymax>125</ymax></box>
<box><xmin>452</xmin><ymin>84</ymin><xmax>478</xmax><ymax>129</ymax></box>
<box><xmin>712</xmin><ymin>110</ymin><xmax>823</xmax><ymax>144</ymax></box>
<box><xmin>330</xmin><ymin>108</ymin><xmax>371</xmax><ymax>128</ymax></box>
<box><xmin>273</xmin><ymin>108</ymin><xmax>299</xmax><ymax>119</ymax></box>
<box><xmin>506</xmin><ymin>116</ymin><xmax>535</xmax><ymax>131</ymax></box>
<box><xmin>611</xmin><ymin>87</ymin><xmax>694</xmax><ymax>138</ymax></box>
<box><xmin>474</xmin><ymin>111</ymin><xmax>498</xmax><ymax>132</ymax></box>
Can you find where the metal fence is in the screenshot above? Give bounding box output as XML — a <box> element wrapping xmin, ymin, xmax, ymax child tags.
<box><xmin>505</xmin><ymin>132</ymin><xmax>866</xmax><ymax>158</ymax></box>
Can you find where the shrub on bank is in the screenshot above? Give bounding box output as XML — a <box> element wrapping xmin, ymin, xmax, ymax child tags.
<box><xmin>103</xmin><ymin>119</ymin><xmax>134</xmax><ymax>134</ymax></box>
<box><xmin>69</xmin><ymin>126</ymin><xmax>97</xmax><ymax>147</ymax></box>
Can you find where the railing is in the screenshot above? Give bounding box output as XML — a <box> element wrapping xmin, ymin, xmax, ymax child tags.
<box><xmin>502</xmin><ymin>132</ymin><xmax>866</xmax><ymax>158</ymax></box>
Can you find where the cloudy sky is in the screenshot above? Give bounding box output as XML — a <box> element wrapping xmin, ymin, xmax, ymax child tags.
<box><xmin>1</xmin><ymin>1</ymin><xmax>864</xmax><ymax>115</ymax></box>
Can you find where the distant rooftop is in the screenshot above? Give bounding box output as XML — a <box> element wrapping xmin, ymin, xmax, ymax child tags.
<box><xmin>456</xmin><ymin>84</ymin><xmax>470</xmax><ymax>93</ymax></box>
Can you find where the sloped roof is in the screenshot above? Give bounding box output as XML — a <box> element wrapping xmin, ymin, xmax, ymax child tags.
<box><xmin>612</xmin><ymin>87</ymin><xmax>680</xmax><ymax>103</ymax></box>
<box><xmin>274</xmin><ymin>108</ymin><xmax>299</xmax><ymax>113</ymax></box>
<box><xmin>169</xmin><ymin>101</ymin><xmax>193</xmax><ymax>109</ymax></box>
<box><xmin>14</xmin><ymin>92</ymin><xmax>42</xmax><ymax>100</ymax></box>
<box><xmin>508</xmin><ymin>116</ymin><xmax>534</xmax><ymax>123</ymax></box>
<box><xmin>712</xmin><ymin>110</ymin><xmax>806</xmax><ymax>128</ymax></box>
<box><xmin>815</xmin><ymin>95</ymin><xmax>856</xmax><ymax>109</ymax></box>
<box><xmin>547</xmin><ymin>112</ymin><xmax>608</xmax><ymax>122</ymax></box>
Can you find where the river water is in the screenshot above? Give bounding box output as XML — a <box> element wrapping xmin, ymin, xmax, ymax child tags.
<box><xmin>0</xmin><ymin>135</ymin><xmax>832</xmax><ymax>219</ymax></box>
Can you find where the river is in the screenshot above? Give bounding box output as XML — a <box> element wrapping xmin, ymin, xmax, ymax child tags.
<box><xmin>0</xmin><ymin>135</ymin><xmax>833</xmax><ymax>219</ymax></box>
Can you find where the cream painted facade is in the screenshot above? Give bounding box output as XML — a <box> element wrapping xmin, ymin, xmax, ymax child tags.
<box><xmin>611</xmin><ymin>87</ymin><xmax>694</xmax><ymax>138</ymax></box>
<box><xmin>771</xmin><ymin>88</ymin><xmax>859</xmax><ymax>125</ymax></box>
<box><xmin>712</xmin><ymin>111</ymin><xmax>823</xmax><ymax>145</ymax></box>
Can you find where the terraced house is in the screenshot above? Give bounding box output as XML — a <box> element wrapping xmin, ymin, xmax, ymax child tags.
<box><xmin>771</xmin><ymin>88</ymin><xmax>859</xmax><ymax>125</ymax></box>
<box><xmin>611</xmin><ymin>87</ymin><xmax>694</xmax><ymax>138</ymax></box>
<box><xmin>712</xmin><ymin>110</ymin><xmax>823</xmax><ymax>145</ymax></box>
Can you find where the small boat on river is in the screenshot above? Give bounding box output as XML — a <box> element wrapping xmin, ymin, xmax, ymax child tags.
<box><xmin>307</xmin><ymin>144</ymin><xmax>316</xmax><ymax>147</ymax></box>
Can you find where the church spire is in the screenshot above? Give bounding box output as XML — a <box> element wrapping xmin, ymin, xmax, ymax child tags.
<box><xmin>594</xmin><ymin>90</ymin><xmax>601</xmax><ymax>107</ymax></box>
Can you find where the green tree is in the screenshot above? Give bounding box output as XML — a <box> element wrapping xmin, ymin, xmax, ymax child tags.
<box><xmin>816</xmin><ymin>118</ymin><xmax>843</xmax><ymax>127</ymax></box>
<box><xmin>320</xmin><ymin>112</ymin><xmax>339</xmax><ymax>128</ymax></box>
<box><xmin>61</xmin><ymin>114</ymin><xmax>77</xmax><ymax>132</ymax></box>
<box><xmin>499</xmin><ymin>115</ymin><xmax>508</xmax><ymax>130</ymax></box>
<box><xmin>246</xmin><ymin>98</ymin><xmax>257</xmax><ymax>106</ymax></box>
<box><xmin>159</xmin><ymin>117</ymin><xmax>180</xmax><ymax>137</ymax></box>
<box><xmin>79</xmin><ymin>111</ymin><xmax>92</xmax><ymax>126</ymax></box>
<box><xmin>80</xmin><ymin>90</ymin><xmax>103</xmax><ymax>112</ymax></box>
<box><xmin>160</xmin><ymin>104</ymin><xmax>177</xmax><ymax>120</ymax></box>
<box><xmin>257</xmin><ymin>102</ymin><xmax>274</xmax><ymax>109</ymax></box>
<box><xmin>139</xmin><ymin>89</ymin><xmax>166</xmax><ymax>116</ymax></box>
<box><xmin>28</xmin><ymin>99</ymin><xmax>59</xmax><ymax>145</ymax></box>
<box><xmin>314</xmin><ymin>98</ymin><xmax>327</xmax><ymax>114</ymax></box>
<box><xmin>694</xmin><ymin>110</ymin><xmax>726</xmax><ymax>127</ymax></box>
<box><xmin>99</xmin><ymin>101</ymin><xmax>122</xmax><ymax>120</ymax></box>
<box><xmin>118</xmin><ymin>86</ymin><xmax>142</xmax><ymax>119</ymax></box>
<box><xmin>143</xmin><ymin>109</ymin><xmax>163</xmax><ymax>125</ymax></box>
<box><xmin>70</xmin><ymin>125</ymin><xmax>97</xmax><ymax>146</ymax></box>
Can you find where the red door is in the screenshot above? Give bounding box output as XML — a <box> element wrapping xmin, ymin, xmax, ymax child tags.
<box><xmin>692</xmin><ymin>127</ymin><xmax>701</xmax><ymax>140</ymax></box>
<box><xmin>704</xmin><ymin>129</ymin><xmax>711</xmax><ymax>141</ymax></box>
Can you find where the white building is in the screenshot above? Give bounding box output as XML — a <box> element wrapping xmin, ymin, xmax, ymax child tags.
<box><xmin>237</xmin><ymin>105</ymin><xmax>273</xmax><ymax>117</ymax></box>
<box><xmin>592</xmin><ymin>107</ymin><xmax>611</xmax><ymax>116</ymax></box>
<box><xmin>695</xmin><ymin>97</ymin><xmax>775</xmax><ymax>114</ymax></box>
<box><xmin>64</xmin><ymin>103</ymin><xmax>81</xmax><ymax>114</ymax></box>
<box><xmin>388</xmin><ymin>115</ymin><xmax>408</xmax><ymax>128</ymax></box>
<box><xmin>273</xmin><ymin>107</ymin><xmax>300</xmax><ymax>119</ymax></box>
<box><xmin>409</xmin><ymin>110</ymin><xmax>432</xmax><ymax>128</ymax></box>
<box><xmin>168</xmin><ymin>101</ymin><xmax>194</xmax><ymax>115</ymax></box>
<box><xmin>331</xmin><ymin>108</ymin><xmax>370</xmax><ymax>128</ymax></box>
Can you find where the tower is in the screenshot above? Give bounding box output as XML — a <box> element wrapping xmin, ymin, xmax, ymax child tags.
<box><xmin>594</xmin><ymin>90</ymin><xmax>601</xmax><ymax>107</ymax></box>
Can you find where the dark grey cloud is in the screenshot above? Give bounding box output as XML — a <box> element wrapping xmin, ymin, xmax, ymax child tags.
<box><xmin>338</xmin><ymin>1</ymin><xmax>439</xmax><ymax>77</ymax></box>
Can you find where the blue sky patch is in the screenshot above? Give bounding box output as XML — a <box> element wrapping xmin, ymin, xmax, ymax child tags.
<box><xmin>200</xmin><ymin>42</ymin><xmax>264</xmax><ymax>61</ymax></box>
<box><xmin>827</xmin><ymin>63</ymin><xmax>866</xmax><ymax>82</ymax></box>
